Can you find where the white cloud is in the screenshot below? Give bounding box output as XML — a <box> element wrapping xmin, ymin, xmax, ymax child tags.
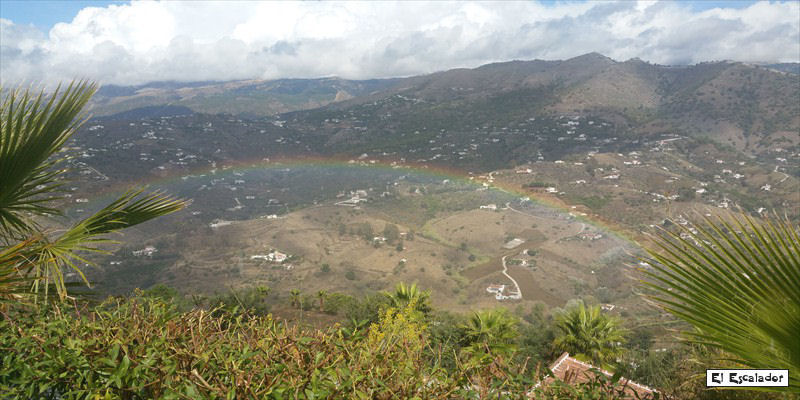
<box><xmin>1</xmin><ymin>1</ymin><xmax>798</xmax><ymax>86</ymax></box>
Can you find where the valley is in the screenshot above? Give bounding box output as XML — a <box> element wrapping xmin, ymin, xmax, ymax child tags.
<box><xmin>5</xmin><ymin>1</ymin><xmax>800</xmax><ymax>396</ymax></box>
<box><xmin>50</xmin><ymin>55</ymin><xmax>797</xmax><ymax>322</ymax></box>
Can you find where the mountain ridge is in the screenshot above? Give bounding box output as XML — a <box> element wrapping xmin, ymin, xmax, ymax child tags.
<box><xmin>90</xmin><ymin>54</ymin><xmax>797</xmax><ymax>118</ymax></box>
<box><xmin>90</xmin><ymin>53</ymin><xmax>799</xmax><ymax>159</ymax></box>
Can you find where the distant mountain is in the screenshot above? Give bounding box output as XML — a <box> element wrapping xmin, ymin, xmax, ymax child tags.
<box><xmin>88</xmin><ymin>54</ymin><xmax>798</xmax><ymax>159</ymax></box>
<box><xmin>100</xmin><ymin>105</ymin><xmax>194</xmax><ymax>120</ymax></box>
<box><xmin>284</xmin><ymin>54</ymin><xmax>798</xmax><ymax>157</ymax></box>
<box><xmin>88</xmin><ymin>78</ymin><xmax>401</xmax><ymax>118</ymax></box>
<box><xmin>762</xmin><ymin>63</ymin><xmax>800</xmax><ymax>75</ymax></box>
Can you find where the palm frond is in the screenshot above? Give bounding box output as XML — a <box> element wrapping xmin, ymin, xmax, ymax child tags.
<box><xmin>640</xmin><ymin>211</ymin><xmax>800</xmax><ymax>393</ymax></box>
<box><xmin>461</xmin><ymin>308</ymin><xmax>519</xmax><ymax>357</ymax></box>
<box><xmin>554</xmin><ymin>300</ymin><xmax>626</xmax><ymax>366</ymax></box>
<box><xmin>1</xmin><ymin>80</ymin><xmax>188</xmax><ymax>302</ymax></box>
<box><xmin>384</xmin><ymin>282</ymin><xmax>432</xmax><ymax>314</ymax></box>
<box><xmin>0</xmin><ymin>236</ymin><xmax>42</xmax><ymax>305</ymax></box>
<box><xmin>57</xmin><ymin>188</ymin><xmax>187</xmax><ymax>248</ymax></box>
<box><xmin>29</xmin><ymin>188</ymin><xmax>188</xmax><ymax>300</ymax></box>
<box><xmin>0</xmin><ymin>81</ymin><xmax>97</xmax><ymax>240</ymax></box>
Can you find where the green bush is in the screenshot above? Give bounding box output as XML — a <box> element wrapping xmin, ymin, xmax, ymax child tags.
<box><xmin>0</xmin><ymin>297</ymin><xmax>430</xmax><ymax>398</ymax></box>
<box><xmin>1</xmin><ymin>294</ymin><xmax>660</xmax><ymax>399</ymax></box>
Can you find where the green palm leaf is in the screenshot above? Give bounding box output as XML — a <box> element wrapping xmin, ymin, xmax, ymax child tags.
<box><xmin>640</xmin><ymin>211</ymin><xmax>800</xmax><ymax>393</ymax></box>
<box><xmin>29</xmin><ymin>189</ymin><xmax>187</xmax><ymax>300</ymax></box>
<box><xmin>0</xmin><ymin>81</ymin><xmax>96</xmax><ymax>240</ymax></box>
<box><xmin>0</xmin><ymin>236</ymin><xmax>42</xmax><ymax>306</ymax></box>
<box><xmin>384</xmin><ymin>282</ymin><xmax>432</xmax><ymax>315</ymax></box>
<box><xmin>1</xmin><ymin>81</ymin><xmax>188</xmax><ymax>302</ymax></box>
<box><xmin>461</xmin><ymin>308</ymin><xmax>519</xmax><ymax>357</ymax></box>
<box><xmin>0</xmin><ymin>235</ymin><xmax>91</xmax><ymax>306</ymax></box>
<box><xmin>553</xmin><ymin>300</ymin><xmax>626</xmax><ymax>366</ymax></box>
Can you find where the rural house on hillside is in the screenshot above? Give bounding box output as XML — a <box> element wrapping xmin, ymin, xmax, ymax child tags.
<box><xmin>535</xmin><ymin>352</ymin><xmax>657</xmax><ymax>399</ymax></box>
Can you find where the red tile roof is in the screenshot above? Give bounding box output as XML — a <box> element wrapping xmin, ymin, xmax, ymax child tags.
<box><xmin>536</xmin><ymin>352</ymin><xmax>657</xmax><ymax>399</ymax></box>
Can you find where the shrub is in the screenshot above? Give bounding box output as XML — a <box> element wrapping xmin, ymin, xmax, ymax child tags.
<box><xmin>0</xmin><ymin>296</ymin><xmax>450</xmax><ymax>398</ymax></box>
<box><xmin>1</xmin><ymin>294</ymin><xmax>666</xmax><ymax>399</ymax></box>
<box><xmin>344</xmin><ymin>270</ymin><xmax>356</xmax><ymax>280</ymax></box>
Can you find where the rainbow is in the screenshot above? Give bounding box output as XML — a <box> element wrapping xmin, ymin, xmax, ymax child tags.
<box><xmin>75</xmin><ymin>154</ymin><xmax>640</xmax><ymax>246</ymax></box>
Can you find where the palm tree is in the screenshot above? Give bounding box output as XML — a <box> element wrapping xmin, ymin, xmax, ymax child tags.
<box><xmin>641</xmin><ymin>212</ymin><xmax>799</xmax><ymax>393</ymax></box>
<box><xmin>461</xmin><ymin>308</ymin><xmax>519</xmax><ymax>357</ymax></box>
<box><xmin>0</xmin><ymin>237</ymin><xmax>45</xmax><ymax>305</ymax></box>
<box><xmin>256</xmin><ymin>286</ymin><xmax>271</xmax><ymax>297</ymax></box>
<box><xmin>317</xmin><ymin>290</ymin><xmax>327</xmax><ymax>312</ymax></box>
<box><xmin>0</xmin><ymin>81</ymin><xmax>187</xmax><ymax>303</ymax></box>
<box><xmin>554</xmin><ymin>300</ymin><xmax>626</xmax><ymax>366</ymax></box>
<box><xmin>289</xmin><ymin>289</ymin><xmax>301</xmax><ymax>308</ymax></box>
<box><xmin>383</xmin><ymin>282</ymin><xmax>431</xmax><ymax>315</ymax></box>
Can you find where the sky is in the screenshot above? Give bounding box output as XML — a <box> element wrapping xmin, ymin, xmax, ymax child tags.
<box><xmin>1</xmin><ymin>0</ymin><xmax>798</xmax><ymax>86</ymax></box>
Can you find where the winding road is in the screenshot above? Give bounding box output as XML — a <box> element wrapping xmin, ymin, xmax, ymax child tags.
<box><xmin>500</xmin><ymin>255</ymin><xmax>522</xmax><ymax>300</ymax></box>
<box><xmin>499</xmin><ymin>202</ymin><xmax>590</xmax><ymax>300</ymax></box>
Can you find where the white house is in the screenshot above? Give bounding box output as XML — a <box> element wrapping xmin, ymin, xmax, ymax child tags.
<box><xmin>251</xmin><ymin>251</ymin><xmax>288</xmax><ymax>263</ymax></box>
<box><xmin>132</xmin><ymin>246</ymin><xmax>157</xmax><ymax>257</ymax></box>
<box><xmin>209</xmin><ymin>219</ymin><xmax>233</xmax><ymax>228</ymax></box>
<box><xmin>486</xmin><ymin>284</ymin><xmax>505</xmax><ymax>294</ymax></box>
<box><xmin>269</xmin><ymin>251</ymin><xmax>288</xmax><ymax>262</ymax></box>
<box><xmin>504</xmin><ymin>290</ymin><xmax>522</xmax><ymax>300</ymax></box>
<box><xmin>503</xmin><ymin>238</ymin><xmax>525</xmax><ymax>249</ymax></box>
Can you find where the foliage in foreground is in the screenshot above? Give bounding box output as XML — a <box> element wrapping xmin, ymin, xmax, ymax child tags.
<box><xmin>0</xmin><ymin>82</ymin><xmax>186</xmax><ymax>303</ymax></box>
<box><xmin>0</xmin><ymin>294</ymin><xmax>660</xmax><ymax>399</ymax></box>
<box><xmin>641</xmin><ymin>212</ymin><xmax>800</xmax><ymax>393</ymax></box>
<box><xmin>554</xmin><ymin>300</ymin><xmax>627</xmax><ymax>366</ymax></box>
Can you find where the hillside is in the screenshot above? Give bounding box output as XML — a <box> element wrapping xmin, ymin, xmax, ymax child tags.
<box><xmin>88</xmin><ymin>77</ymin><xmax>401</xmax><ymax>118</ymax></box>
<box><xmin>7</xmin><ymin>52</ymin><xmax>799</xmax><ymax>399</ymax></box>
<box><xmin>59</xmin><ymin>53</ymin><xmax>798</xmax><ymax>305</ymax></box>
<box><xmin>286</xmin><ymin>54</ymin><xmax>798</xmax><ymax>159</ymax></box>
<box><xmin>89</xmin><ymin>54</ymin><xmax>800</xmax><ymax>156</ymax></box>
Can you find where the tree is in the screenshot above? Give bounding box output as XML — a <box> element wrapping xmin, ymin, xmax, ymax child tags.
<box><xmin>344</xmin><ymin>270</ymin><xmax>356</xmax><ymax>281</ymax></box>
<box><xmin>358</xmin><ymin>222</ymin><xmax>373</xmax><ymax>241</ymax></box>
<box><xmin>516</xmin><ymin>302</ymin><xmax>557</xmax><ymax>365</ymax></box>
<box><xmin>0</xmin><ymin>82</ymin><xmax>186</xmax><ymax>304</ymax></box>
<box><xmin>382</xmin><ymin>223</ymin><xmax>399</xmax><ymax>243</ymax></box>
<box><xmin>317</xmin><ymin>290</ymin><xmax>327</xmax><ymax>312</ymax></box>
<box><xmin>553</xmin><ymin>300</ymin><xmax>626</xmax><ymax>366</ymax></box>
<box><xmin>289</xmin><ymin>289</ymin><xmax>301</xmax><ymax>308</ymax></box>
<box><xmin>383</xmin><ymin>282</ymin><xmax>431</xmax><ymax>315</ymax></box>
<box><xmin>461</xmin><ymin>308</ymin><xmax>519</xmax><ymax>358</ymax></box>
<box><xmin>256</xmin><ymin>286</ymin><xmax>271</xmax><ymax>298</ymax></box>
<box><xmin>641</xmin><ymin>212</ymin><xmax>800</xmax><ymax>393</ymax></box>
<box><xmin>677</xmin><ymin>187</ymin><xmax>696</xmax><ymax>201</ymax></box>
